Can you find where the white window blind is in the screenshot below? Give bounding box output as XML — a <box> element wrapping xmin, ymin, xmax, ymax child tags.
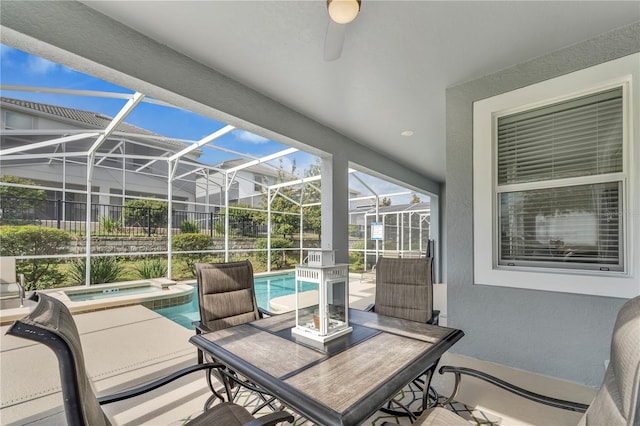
<box><xmin>496</xmin><ymin>87</ymin><xmax>623</xmax><ymax>271</ymax></box>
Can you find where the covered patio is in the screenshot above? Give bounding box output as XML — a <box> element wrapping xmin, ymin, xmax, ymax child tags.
<box><xmin>0</xmin><ymin>1</ymin><xmax>638</xmax><ymax>426</ymax></box>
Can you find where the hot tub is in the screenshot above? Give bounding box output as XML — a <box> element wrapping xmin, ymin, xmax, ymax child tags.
<box><xmin>0</xmin><ymin>279</ymin><xmax>193</xmax><ymax>326</ymax></box>
<box><xmin>64</xmin><ymin>283</ymin><xmax>163</xmax><ymax>301</ymax></box>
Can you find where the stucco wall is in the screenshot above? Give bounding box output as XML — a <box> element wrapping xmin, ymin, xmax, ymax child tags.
<box><xmin>445</xmin><ymin>22</ymin><xmax>639</xmax><ymax>387</ymax></box>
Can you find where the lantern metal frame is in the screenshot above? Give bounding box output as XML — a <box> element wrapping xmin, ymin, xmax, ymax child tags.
<box><xmin>292</xmin><ymin>251</ymin><xmax>352</xmax><ymax>343</ymax></box>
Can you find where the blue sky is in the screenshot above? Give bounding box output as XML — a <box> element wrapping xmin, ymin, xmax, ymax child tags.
<box><xmin>0</xmin><ymin>44</ymin><xmax>427</xmax><ymax>203</ymax></box>
<box><xmin>0</xmin><ymin>44</ymin><xmax>310</xmax><ymax>169</ymax></box>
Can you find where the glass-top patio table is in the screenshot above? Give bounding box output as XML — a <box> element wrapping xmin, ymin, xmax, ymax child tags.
<box><xmin>189</xmin><ymin>308</ymin><xmax>464</xmax><ymax>426</ymax></box>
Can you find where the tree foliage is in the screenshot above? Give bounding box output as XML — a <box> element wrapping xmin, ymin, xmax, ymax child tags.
<box><xmin>349</xmin><ymin>241</ymin><xmax>365</xmax><ymax>272</ymax></box>
<box><xmin>0</xmin><ymin>175</ymin><xmax>47</xmax><ymax>224</ymax></box>
<box><xmin>301</xmin><ymin>159</ymin><xmax>322</xmax><ymax>238</ymax></box>
<box><xmin>255</xmin><ymin>238</ymin><xmax>293</xmax><ymax>269</ymax></box>
<box><xmin>380</xmin><ymin>197</ymin><xmax>392</xmax><ymax>206</ymax></box>
<box><xmin>410</xmin><ymin>193</ymin><xmax>422</xmax><ymax>204</ymax></box>
<box><xmin>263</xmin><ymin>160</ymin><xmax>301</xmax><ymax>239</ymax></box>
<box><xmin>123</xmin><ymin>199</ymin><xmax>168</xmax><ymax>232</ymax></box>
<box><xmin>222</xmin><ymin>202</ymin><xmax>266</xmax><ymax>223</ymax></box>
<box><xmin>0</xmin><ymin>225</ymin><xmax>70</xmax><ymax>290</ymax></box>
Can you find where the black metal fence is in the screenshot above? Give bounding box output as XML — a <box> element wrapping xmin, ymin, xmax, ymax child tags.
<box><xmin>0</xmin><ymin>197</ymin><xmax>268</xmax><ymax>238</ymax></box>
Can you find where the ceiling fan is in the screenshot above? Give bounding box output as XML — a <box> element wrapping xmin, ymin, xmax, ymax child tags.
<box><xmin>324</xmin><ymin>0</ymin><xmax>361</xmax><ymax>61</ymax></box>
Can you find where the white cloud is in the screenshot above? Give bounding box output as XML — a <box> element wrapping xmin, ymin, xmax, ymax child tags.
<box><xmin>233</xmin><ymin>129</ymin><xmax>270</xmax><ymax>144</ymax></box>
<box><xmin>27</xmin><ymin>56</ymin><xmax>58</xmax><ymax>75</ymax></box>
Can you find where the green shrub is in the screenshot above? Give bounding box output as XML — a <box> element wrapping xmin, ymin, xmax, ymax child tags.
<box><xmin>69</xmin><ymin>256</ymin><xmax>124</xmax><ymax>285</ymax></box>
<box><xmin>222</xmin><ymin>202</ymin><xmax>266</xmax><ymax>223</ymax></box>
<box><xmin>213</xmin><ymin>220</ymin><xmax>226</xmax><ymax>237</ymax></box>
<box><xmin>180</xmin><ymin>219</ymin><xmax>200</xmax><ymax>234</ymax></box>
<box><xmin>123</xmin><ymin>199</ymin><xmax>168</xmax><ymax>232</ymax></box>
<box><xmin>0</xmin><ymin>176</ymin><xmax>47</xmax><ymax>225</ymax></box>
<box><xmin>0</xmin><ymin>225</ymin><xmax>70</xmax><ymax>290</ymax></box>
<box><xmin>255</xmin><ymin>238</ymin><xmax>293</xmax><ymax>269</ymax></box>
<box><xmin>348</xmin><ymin>224</ymin><xmax>361</xmax><ymax>238</ymax></box>
<box><xmin>100</xmin><ymin>216</ymin><xmax>122</xmax><ymax>234</ymax></box>
<box><xmin>349</xmin><ymin>241</ymin><xmax>365</xmax><ymax>272</ymax></box>
<box><xmin>135</xmin><ymin>258</ymin><xmax>168</xmax><ymax>279</ymax></box>
<box><xmin>172</xmin><ymin>233</ymin><xmax>212</xmax><ymax>276</ymax></box>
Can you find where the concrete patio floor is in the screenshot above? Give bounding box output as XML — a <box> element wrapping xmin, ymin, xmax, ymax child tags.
<box><xmin>0</xmin><ymin>278</ymin><xmax>377</xmax><ymax>425</ymax></box>
<box><xmin>1</xmin><ymin>303</ymin><xmax>214</xmax><ymax>425</ymax></box>
<box><xmin>0</xmin><ymin>277</ymin><xmax>593</xmax><ymax>425</ymax></box>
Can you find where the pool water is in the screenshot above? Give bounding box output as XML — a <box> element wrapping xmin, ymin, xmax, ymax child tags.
<box><xmin>154</xmin><ymin>272</ymin><xmax>315</xmax><ymax>329</ymax></box>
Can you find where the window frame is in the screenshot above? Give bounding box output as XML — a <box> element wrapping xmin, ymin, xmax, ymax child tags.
<box><xmin>496</xmin><ymin>87</ymin><xmax>624</xmax><ymax>272</ymax></box>
<box><xmin>3</xmin><ymin>110</ymin><xmax>35</xmax><ymax>129</ymax></box>
<box><xmin>473</xmin><ymin>53</ymin><xmax>639</xmax><ymax>298</ymax></box>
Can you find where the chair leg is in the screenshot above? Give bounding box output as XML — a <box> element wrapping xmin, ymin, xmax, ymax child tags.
<box><xmin>250</xmin><ymin>395</ymin><xmax>280</xmax><ymax>415</ymax></box>
<box><xmin>202</xmin><ymin>351</ymin><xmax>281</xmax><ymax>413</ymax></box>
<box><xmin>380</xmin><ymin>359</ymin><xmax>441</xmax><ymax>418</ymax></box>
<box><xmin>202</xmin><ymin>366</ymin><xmax>231</xmax><ymax>411</ymax></box>
<box><xmin>420</xmin><ymin>363</ymin><xmax>439</xmax><ymax>410</ymax></box>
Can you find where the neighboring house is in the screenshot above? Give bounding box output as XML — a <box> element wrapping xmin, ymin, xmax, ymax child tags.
<box><xmin>1</xmin><ymin>98</ymin><xmax>309</xmax><ymax>213</ymax></box>
<box><xmin>197</xmin><ymin>158</ymin><xmax>363</xmax><ymax>211</ymax></box>
<box><xmin>1</xmin><ymin>97</ymin><xmax>355</xmax><ymax>219</ymax></box>
<box><xmin>196</xmin><ymin>159</ymin><xmax>280</xmax><ymax>208</ymax></box>
<box><xmin>0</xmin><ymin>97</ymin><xmax>198</xmax><ymax>210</ymax></box>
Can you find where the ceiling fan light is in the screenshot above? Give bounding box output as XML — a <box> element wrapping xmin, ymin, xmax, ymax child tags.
<box><xmin>327</xmin><ymin>0</ymin><xmax>361</xmax><ymax>24</ymax></box>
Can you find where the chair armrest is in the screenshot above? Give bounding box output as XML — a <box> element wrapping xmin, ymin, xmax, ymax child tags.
<box><xmin>97</xmin><ymin>363</ymin><xmax>226</xmax><ymax>405</ymax></box>
<box><xmin>193</xmin><ymin>320</ymin><xmax>212</xmax><ymax>334</ymax></box>
<box><xmin>438</xmin><ymin>366</ymin><xmax>589</xmax><ymax>413</ymax></box>
<box><xmin>258</xmin><ymin>307</ymin><xmax>277</xmax><ymax>318</ymax></box>
<box><xmin>365</xmin><ymin>303</ymin><xmax>375</xmax><ymax>312</ymax></box>
<box><xmin>243</xmin><ymin>411</ymin><xmax>294</xmax><ymax>426</ymax></box>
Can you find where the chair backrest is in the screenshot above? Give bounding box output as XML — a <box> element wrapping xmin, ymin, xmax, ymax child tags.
<box><xmin>579</xmin><ymin>295</ymin><xmax>640</xmax><ymax>426</ymax></box>
<box><xmin>374</xmin><ymin>256</ymin><xmax>433</xmax><ymax>323</ymax></box>
<box><xmin>6</xmin><ymin>293</ymin><xmax>110</xmax><ymax>426</ymax></box>
<box><xmin>195</xmin><ymin>261</ymin><xmax>261</xmax><ymax>332</ymax></box>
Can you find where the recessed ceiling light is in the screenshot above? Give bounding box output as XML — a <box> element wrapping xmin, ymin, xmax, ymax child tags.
<box><xmin>401</xmin><ymin>130</ymin><xmax>414</xmax><ymax>137</ymax></box>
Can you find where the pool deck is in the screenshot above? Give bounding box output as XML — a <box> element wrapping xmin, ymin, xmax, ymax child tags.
<box><xmin>0</xmin><ymin>278</ymin><xmax>194</xmax><ymax>326</ymax></box>
<box><xmin>0</xmin><ymin>275</ymin><xmax>593</xmax><ymax>426</ymax></box>
<box><xmin>0</xmin><ymin>275</ymin><xmax>376</xmax><ymax>425</ymax></box>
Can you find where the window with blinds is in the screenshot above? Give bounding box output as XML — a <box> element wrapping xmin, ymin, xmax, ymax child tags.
<box><xmin>496</xmin><ymin>87</ymin><xmax>624</xmax><ymax>271</ymax></box>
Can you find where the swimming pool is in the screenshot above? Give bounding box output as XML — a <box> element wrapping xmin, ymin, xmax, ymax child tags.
<box><xmin>154</xmin><ymin>272</ymin><xmax>315</xmax><ymax>329</ymax></box>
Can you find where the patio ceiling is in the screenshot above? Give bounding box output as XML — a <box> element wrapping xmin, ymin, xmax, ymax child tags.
<box><xmin>77</xmin><ymin>1</ymin><xmax>638</xmax><ymax>182</ymax></box>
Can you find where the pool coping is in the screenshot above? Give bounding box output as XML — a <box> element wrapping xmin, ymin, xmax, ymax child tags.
<box><xmin>0</xmin><ymin>278</ymin><xmax>194</xmax><ymax>326</ymax></box>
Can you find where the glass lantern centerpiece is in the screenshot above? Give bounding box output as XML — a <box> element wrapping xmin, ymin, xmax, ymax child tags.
<box><xmin>292</xmin><ymin>250</ymin><xmax>352</xmax><ymax>343</ymax></box>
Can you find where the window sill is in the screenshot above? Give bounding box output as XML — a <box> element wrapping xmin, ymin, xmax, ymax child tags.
<box><xmin>474</xmin><ymin>264</ymin><xmax>638</xmax><ymax>298</ymax></box>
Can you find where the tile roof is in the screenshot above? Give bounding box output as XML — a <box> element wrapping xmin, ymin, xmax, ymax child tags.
<box><xmin>1</xmin><ymin>97</ymin><xmax>189</xmax><ymax>151</ymax></box>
